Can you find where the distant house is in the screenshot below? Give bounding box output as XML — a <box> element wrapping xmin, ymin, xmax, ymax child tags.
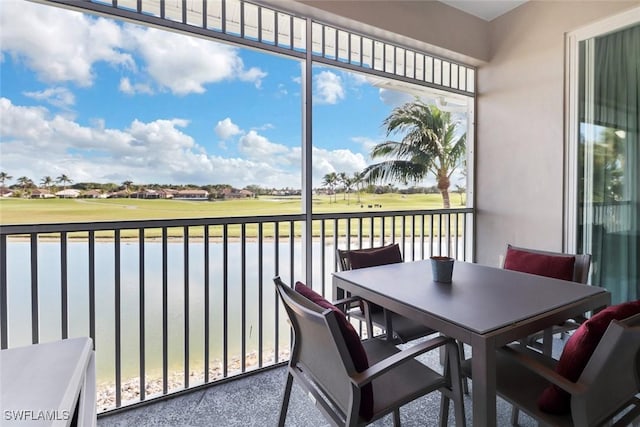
<box><xmin>81</xmin><ymin>189</ymin><xmax>105</xmax><ymax>199</ymax></box>
<box><xmin>108</xmin><ymin>190</ymin><xmax>130</xmax><ymax>198</ymax></box>
<box><xmin>31</xmin><ymin>188</ymin><xmax>55</xmax><ymax>199</ymax></box>
<box><xmin>158</xmin><ymin>188</ymin><xmax>177</xmax><ymax>199</ymax></box>
<box><xmin>130</xmin><ymin>189</ymin><xmax>161</xmax><ymax>199</ymax></box>
<box><xmin>174</xmin><ymin>189</ymin><xmax>209</xmax><ymax>200</ymax></box>
<box><xmin>0</xmin><ymin>188</ymin><xmax>13</xmax><ymax>198</ymax></box>
<box><xmin>223</xmin><ymin>189</ymin><xmax>254</xmax><ymax>199</ymax></box>
<box><xmin>56</xmin><ymin>189</ymin><xmax>81</xmax><ymax>198</ymax></box>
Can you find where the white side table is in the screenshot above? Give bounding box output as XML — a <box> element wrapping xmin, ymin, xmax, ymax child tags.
<box><xmin>1</xmin><ymin>337</ymin><xmax>96</xmax><ymax>427</ymax></box>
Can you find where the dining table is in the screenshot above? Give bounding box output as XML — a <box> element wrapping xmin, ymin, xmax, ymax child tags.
<box><xmin>332</xmin><ymin>259</ymin><xmax>611</xmax><ymax>427</ymax></box>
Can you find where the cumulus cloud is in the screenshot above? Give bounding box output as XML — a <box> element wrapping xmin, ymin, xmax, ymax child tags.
<box><xmin>215</xmin><ymin>118</ymin><xmax>242</xmax><ymax>140</ymax></box>
<box><xmin>238</xmin><ymin>130</ymin><xmax>289</xmax><ymax>159</ymax></box>
<box><xmin>123</xmin><ymin>25</ymin><xmax>267</xmax><ymax>95</ymax></box>
<box><xmin>0</xmin><ymin>1</ymin><xmax>134</xmax><ymax>86</ymax></box>
<box><xmin>378</xmin><ymin>88</ymin><xmax>414</xmax><ymax>107</ymax></box>
<box><xmin>23</xmin><ymin>87</ymin><xmax>75</xmax><ymax>109</ymax></box>
<box><xmin>0</xmin><ymin>1</ymin><xmax>266</xmax><ymax>95</ymax></box>
<box><xmin>314</xmin><ymin>70</ymin><xmax>345</xmax><ymax>104</ymax></box>
<box><xmin>119</xmin><ymin>77</ymin><xmax>154</xmax><ymax>95</ymax></box>
<box><xmin>0</xmin><ymin>98</ymin><xmax>368</xmax><ymax>188</ymax></box>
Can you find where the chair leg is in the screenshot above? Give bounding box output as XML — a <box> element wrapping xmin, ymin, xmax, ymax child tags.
<box><xmin>439</xmin><ymin>394</ymin><xmax>450</xmax><ymax>427</ymax></box>
<box><xmin>457</xmin><ymin>341</ymin><xmax>470</xmax><ymax>395</ymax></box>
<box><xmin>510</xmin><ymin>407</ymin><xmax>520</xmax><ymax>426</ymax></box>
<box><xmin>278</xmin><ymin>372</ymin><xmax>294</xmax><ymax>427</ymax></box>
<box><xmin>445</xmin><ymin>341</ymin><xmax>466</xmax><ymax>427</ymax></box>
<box><xmin>392</xmin><ymin>409</ymin><xmax>401</xmax><ymax>426</ymax></box>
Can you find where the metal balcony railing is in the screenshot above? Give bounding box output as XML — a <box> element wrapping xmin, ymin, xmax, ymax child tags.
<box><xmin>0</xmin><ymin>208</ymin><xmax>473</xmax><ymax>414</ymax></box>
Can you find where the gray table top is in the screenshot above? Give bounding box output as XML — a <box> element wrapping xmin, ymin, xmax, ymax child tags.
<box><xmin>333</xmin><ymin>260</ymin><xmax>608</xmax><ymax>335</ymax></box>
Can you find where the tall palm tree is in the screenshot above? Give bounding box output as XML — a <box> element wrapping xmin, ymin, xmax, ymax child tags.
<box><xmin>352</xmin><ymin>171</ymin><xmax>365</xmax><ymax>203</ymax></box>
<box><xmin>40</xmin><ymin>176</ymin><xmax>54</xmax><ymax>190</ymax></box>
<box><xmin>56</xmin><ymin>174</ymin><xmax>73</xmax><ymax>189</ymax></box>
<box><xmin>362</xmin><ymin>101</ymin><xmax>466</xmax><ymax>208</ymax></box>
<box><xmin>322</xmin><ymin>172</ymin><xmax>338</xmax><ymax>203</ymax></box>
<box><xmin>0</xmin><ymin>172</ymin><xmax>12</xmax><ymax>188</ymax></box>
<box><xmin>16</xmin><ymin>176</ymin><xmax>34</xmax><ymax>197</ymax></box>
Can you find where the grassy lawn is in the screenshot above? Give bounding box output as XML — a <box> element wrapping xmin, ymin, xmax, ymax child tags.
<box><xmin>0</xmin><ymin>193</ymin><xmax>457</xmax><ymax>224</ymax></box>
<box><xmin>0</xmin><ymin>193</ymin><xmax>468</xmax><ymax>238</ymax></box>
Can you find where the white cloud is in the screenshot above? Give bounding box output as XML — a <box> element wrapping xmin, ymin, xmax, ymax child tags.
<box><xmin>215</xmin><ymin>118</ymin><xmax>242</xmax><ymax>140</ymax></box>
<box><xmin>23</xmin><ymin>87</ymin><xmax>75</xmax><ymax>109</ymax></box>
<box><xmin>314</xmin><ymin>70</ymin><xmax>345</xmax><ymax>104</ymax></box>
<box><xmin>238</xmin><ymin>130</ymin><xmax>289</xmax><ymax>159</ymax></box>
<box><xmin>0</xmin><ymin>0</ymin><xmax>134</xmax><ymax>86</ymax></box>
<box><xmin>0</xmin><ymin>97</ymin><xmax>372</xmax><ymax>189</ymax></box>
<box><xmin>378</xmin><ymin>88</ymin><xmax>414</xmax><ymax>107</ymax></box>
<box><xmin>123</xmin><ymin>25</ymin><xmax>267</xmax><ymax>95</ymax></box>
<box><xmin>0</xmin><ymin>1</ymin><xmax>266</xmax><ymax>95</ymax></box>
<box><xmin>119</xmin><ymin>77</ymin><xmax>154</xmax><ymax>95</ymax></box>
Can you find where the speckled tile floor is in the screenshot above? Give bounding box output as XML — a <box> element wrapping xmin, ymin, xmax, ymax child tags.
<box><xmin>97</xmin><ymin>342</ymin><xmax>555</xmax><ymax>427</ymax></box>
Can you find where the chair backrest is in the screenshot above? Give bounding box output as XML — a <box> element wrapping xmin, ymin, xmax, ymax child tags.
<box><xmin>506</xmin><ymin>244</ymin><xmax>592</xmax><ymax>284</ymax></box>
<box><xmin>336</xmin><ymin>244</ymin><xmax>403</xmax><ymax>272</ymax></box>
<box><xmin>336</xmin><ymin>248</ymin><xmax>352</xmax><ymax>271</ymax></box>
<box><xmin>273</xmin><ymin>277</ymin><xmax>359</xmax><ymax>421</ymax></box>
<box><xmin>572</xmin><ymin>312</ymin><xmax>640</xmax><ymax>426</ymax></box>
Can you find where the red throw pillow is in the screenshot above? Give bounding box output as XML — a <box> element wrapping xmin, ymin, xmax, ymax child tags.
<box><xmin>348</xmin><ymin>244</ymin><xmax>403</xmax><ymax>314</ymax></box>
<box><xmin>348</xmin><ymin>243</ymin><xmax>403</xmax><ymax>269</ymax></box>
<box><xmin>537</xmin><ymin>300</ymin><xmax>640</xmax><ymax>414</ymax></box>
<box><xmin>503</xmin><ymin>246</ymin><xmax>575</xmax><ymax>281</ymax></box>
<box><xmin>294</xmin><ymin>282</ymin><xmax>374</xmax><ymax>421</ymax></box>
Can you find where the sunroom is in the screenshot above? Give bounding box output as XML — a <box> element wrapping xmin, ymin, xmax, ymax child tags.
<box><xmin>0</xmin><ymin>0</ymin><xmax>638</xmax><ymax>426</ymax></box>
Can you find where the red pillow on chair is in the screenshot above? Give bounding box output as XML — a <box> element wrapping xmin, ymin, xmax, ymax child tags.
<box><xmin>348</xmin><ymin>244</ymin><xmax>403</xmax><ymax>314</ymax></box>
<box><xmin>294</xmin><ymin>282</ymin><xmax>374</xmax><ymax>421</ymax></box>
<box><xmin>348</xmin><ymin>243</ymin><xmax>403</xmax><ymax>269</ymax></box>
<box><xmin>504</xmin><ymin>246</ymin><xmax>575</xmax><ymax>281</ymax></box>
<box><xmin>537</xmin><ymin>300</ymin><xmax>640</xmax><ymax>414</ymax></box>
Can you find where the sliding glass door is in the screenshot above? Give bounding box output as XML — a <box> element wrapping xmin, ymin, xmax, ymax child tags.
<box><xmin>573</xmin><ymin>20</ymin><xmax>639</xmax><ymax>304</ymax></box>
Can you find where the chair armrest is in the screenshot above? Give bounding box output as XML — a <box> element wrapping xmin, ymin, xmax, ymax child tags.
<box><xmin>332</xmin><ymin>296</ymin><xmax>363</xmax><ymax>313</ymax></box>
<box><xmin>351</xmin><ymin>335</ymin><xmax>453</xmax><ymax>387</ymax></box>
<box><xmin>499</xmin><ymin>345</ymin><xmax>588</xmax><ymax>395</ymax></box>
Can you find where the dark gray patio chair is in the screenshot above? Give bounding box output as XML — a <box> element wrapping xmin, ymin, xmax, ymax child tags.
<box><xmin>503</xmin><ymin>244</ymin><xmax>593</xmax><ymax>352</ymax></box>
<box><xmin>336</xmin><ymin>245</ymin><xmax>438</xmax><ymax>343</ymax></box>
<box><xmin>462</xmin><ymin>312</ymin><xmax>640</xmax><ymax>426</ymax></box>
<box><xmin>274</xmin><ymin>276</ymin><xmax>466</xmax><ymax>427</ymax></box>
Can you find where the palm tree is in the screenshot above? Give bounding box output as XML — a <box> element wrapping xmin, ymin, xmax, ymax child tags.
<box><xmin>122</xmin><ymin>180</ymin><xmax>133</xmax><ymax>194</ymax></box>
<box><xmin>16</xmin><ymin>176</ymin><xmax>34</xmax><ymax>197</ymax></box>
<box><xmin>322</xmin><ymin>172</ymin><xmax>338</xmax><ymax>203</ymax></box>
<box><xmin>362</xmin><ymin>101</ymin><xmax>466</xmax><ymax>208</ymax></box>
<box><xmin>40</xmin><ymin>176</ymin><xmax>54</xmax><ymax>190</ymax></box>
<box><xmin>56</xmin><ymin>174</ymin><xmax>73</xmax><ymax>189</ymax></box>
<box><xmin>0</xmin><ymin>172</ymin><xmax>12</xmax><ymax>188</ymax></box>
<box><xmin>352</xmin><ymin>171</ymin><xmax>365</xmax><ymax>203</ymax></box>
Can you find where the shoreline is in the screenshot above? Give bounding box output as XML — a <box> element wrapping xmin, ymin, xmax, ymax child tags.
<box><xmin>96</xmin><ymin>348</ymin><xmax>291</xmax><ymax>412</ymax></box>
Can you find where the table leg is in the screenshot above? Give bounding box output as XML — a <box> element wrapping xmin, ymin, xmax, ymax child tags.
<box><xmin>471</xmin><ymin>337</ymin><xmax>497</xmax><ymax>427</ymax></box>
<box><xmin>542</xmin><ymin>328</ymin><xmax>553</xmax><ymax>356</ymax></box>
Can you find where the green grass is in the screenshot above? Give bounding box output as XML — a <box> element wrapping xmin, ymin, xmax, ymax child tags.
<box><xmin>0</xmin><ymin>193</ymin><xmax>467</xmax><ymax>239</ymax></box>
<box><xmin>0</xmin><ymin>193</ymin><xmax>455</xmax><ymax>224</ymax></box>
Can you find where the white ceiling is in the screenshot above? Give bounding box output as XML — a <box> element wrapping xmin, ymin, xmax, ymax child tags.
<box><xmin>439</xmin><ymin>0</ymin><xmax>528</xmax><ymax>21</ymax></box>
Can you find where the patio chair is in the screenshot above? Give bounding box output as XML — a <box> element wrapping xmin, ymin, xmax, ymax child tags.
<box><xmin>336</xmin><ymin>244</ymin><xmax>438</xmax><ymax>343</ymax></box>
<box><xmin>461</xmin><ymin>310</ymin><xmax>640</xmax><ymax>426</ymax></box>
<box><xmin>274</xmin><ymin>276</ymin><xmax>466</xmax><ymax>427</ymax></box>
<box><xmin>503</xmin><ymin>244</ymin><xmax>593</xmax><ymax>352</ymax></box>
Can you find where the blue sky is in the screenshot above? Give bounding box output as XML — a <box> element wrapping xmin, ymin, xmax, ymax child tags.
<box><xmin>0</xmin><ymin>0</ymin><xmax>468</xmax><ymax>189</ymax></box>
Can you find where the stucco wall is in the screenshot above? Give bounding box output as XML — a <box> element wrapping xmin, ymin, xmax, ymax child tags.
<box><xmin>475</xmin><ymin>1</ymin><xmax>638</xmax><ymax>266</ymax></box>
